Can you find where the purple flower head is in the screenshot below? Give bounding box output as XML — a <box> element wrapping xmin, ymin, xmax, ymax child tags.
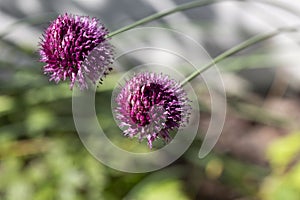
<box><xmin>115</xmin><ymin>72</ymin><xmax>191</xmax><ymax>148</ymax></box>
<box><xmin>39</xmin><ymin>13</ymin><xmax>114</xmax><ymax>89</ymax></box>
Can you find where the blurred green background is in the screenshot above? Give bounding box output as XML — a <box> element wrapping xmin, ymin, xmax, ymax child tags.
<box><xmin>1</xmin><ymin>0</ymin><xmax>300</xmax><ymax>199</ymax></box>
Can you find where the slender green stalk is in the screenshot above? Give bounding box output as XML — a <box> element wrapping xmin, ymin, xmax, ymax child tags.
<box><xmin>107</xmin><ymin>0</ymin><xmax>300</xmax><ymax>38</ymax></box>
<box><xmin>107</xmin><ymin>0</ymin><xmax>217</xmax><ymax>38</ymax></box>
<box><xmin>180</xmin><ymin>27</ymin><xmax>299</xmax><ymax>86</ymax></box>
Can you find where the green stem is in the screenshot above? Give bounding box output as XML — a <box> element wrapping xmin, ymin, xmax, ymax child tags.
<box><xmin>107</xmin><ymin>0</ymin><xmax>300</xmax><ymax>38</ymax></box>
<box><xmin>180</xmin><ymin>27</ymin><xmax>298</xmax><ymax>86</ymax></box>
<box><xmin>107</xmin><ymin>0</ymin><xmax>217</xmax><ymax>38</ymax></box>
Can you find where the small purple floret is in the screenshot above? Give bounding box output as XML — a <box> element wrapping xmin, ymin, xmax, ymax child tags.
<box><xmin>39</xmin><ymin>13</ymin><xmax>114</xmax><ymax>89</ymax></box>
<box><xmin>115</xmin><ymin>72</ymin><xmax>191</xmax><ymax>148</ymax></box>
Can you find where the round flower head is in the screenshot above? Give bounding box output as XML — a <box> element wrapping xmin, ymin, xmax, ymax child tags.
<box><xmin>115</xmin><ymin>72</ymin><xmax>191</xmax><ymax>148</ymax></box>
<box><xmin>39</xmin><ymin>13</ymin><xmax>114</xmax><ymax>89</ymax></box>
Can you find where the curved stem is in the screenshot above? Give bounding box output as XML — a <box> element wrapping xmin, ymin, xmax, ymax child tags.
<box><xmin>180</xmin><ymin>27</ymin><xmax>299</xmax><ymax>86</ymax></box>
<box><xmin>107</xmin><ymin>0</ymin><xmax>300</xmax><ymax>38</ymax></box>
<box><xmin>107</xmin><ymin>0</ymin><xmax>218</xmax><ymax>38</ymax></box>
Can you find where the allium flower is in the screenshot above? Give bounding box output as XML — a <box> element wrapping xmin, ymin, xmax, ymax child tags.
<box><xmin>115</xmin><ymin>72</ymin><xmax>191</xmax><ymax>148</ymax></box>
<box><xmin>39</xmin><ymin>13</ymin><xmax>114</xmax><ymax>89</ymax></box>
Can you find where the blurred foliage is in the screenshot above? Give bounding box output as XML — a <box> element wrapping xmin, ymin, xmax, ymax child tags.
<box><xmin>260</xmin><ymin>132</ymin><xmax>300</xmax><ymax>200</ymax></box>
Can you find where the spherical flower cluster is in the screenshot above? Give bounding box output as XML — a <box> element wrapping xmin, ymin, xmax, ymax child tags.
<box><xmin>39</xmin><ymin>13</ymin><xmax>114</xmax><ymax>89</ymax></box>
<box><xmin>115</xmin><ymin>72</ymin><xmax>191</xmax><ymax>148</ymax></box>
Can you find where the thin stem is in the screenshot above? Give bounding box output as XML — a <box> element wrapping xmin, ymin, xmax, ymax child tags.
<box><xmin>180</xmin><ymin>27</ymin><xmax>299</xmax><ymax>86</ymax></box>
<box><xmin>107</xmin><ymin>0</ymin><xmax>217</xmax><ymax>38</ymax></box>
<box><xmin>107</xmin><ymin>0</ymin><xmax>300</xmax><ymax>38</ymax></box>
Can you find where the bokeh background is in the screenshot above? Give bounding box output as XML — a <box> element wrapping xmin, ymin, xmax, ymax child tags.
<box><xmin>1</xmin><ymin>0</ymin><xmax>300</xmax><ymax>199</ymax></box>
